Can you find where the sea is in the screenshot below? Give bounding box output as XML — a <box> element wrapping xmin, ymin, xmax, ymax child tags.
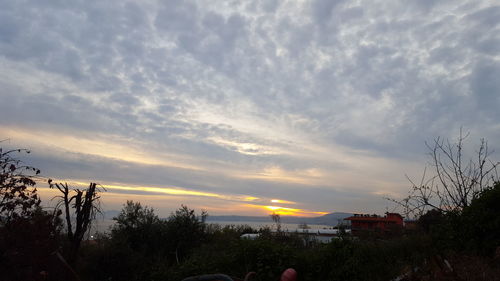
<box><xmin>89</xmin><ymin>218</ymin><xmax>333</xmax><ymax>236</ymax></box>
<box><xmin>205</xmin><ymin>220</ymin><xmax>333</xmax><ymax>231</ymax></box>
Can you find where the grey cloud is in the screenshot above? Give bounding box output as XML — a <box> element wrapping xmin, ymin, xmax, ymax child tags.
<box><xmin>470</xmin><ymin>60</ymin><xmax>500</xmax><ymax>115</ymax></box>
<box><xmin>108</xmin><ymin>93</ymin><xmax>141</xmax><ymax>107</ymax></box>
<box><xmin>155</xmin><ymin>0</ymin><xmax>199</xmax><ymax>33</ymax></box>
<box><xmin>22</xmin><ymin>147</ymin><xmax>277</xmax><ymax>196</ymax></box>
<box><xmin>0</xmin><ymin>91</ymin><xmax>97</xmax><ymax>131</ymax></box>
<box><xmin>260</xmin><ymin>0</ymin><xmax>279</xmax><ymax>13</ymax></box>
<box><xmin>339</xmin><ymin>6</ymin><xmax>364</xmax><ymax>21</ymax></box>
<box><xmin>0</xmin><ymin>8</ymin><xmax>21</xmax><ymax>43</ymax></box>
<box><xmin>405</xmin><ymin>0</ymin><xmax>440</xmax><ymax>13</ymax></box>
<box><xmin>170</xmin><ymin>10</ymin><xmax>248</xmax><ymax>73</ymax></box>
<box><xmin>1</xmin><ymin>0</ymin><xmax>499</xmax><ymax>214</ymax></box>
<box><xmin>466</xmin><ymin>6</ymin><xmax>500</xmax><ymax>28</ymax></box>
<box><xmin>428</xmin><ymin>46</ymin><xmax>467</xmax><ymax>65</ymax></box>
<box><xmin>62</xmin><ymin>94</ymin><xmax>93</xmax><ymax>106</ymax></box>
<box><xmin>472</xmin><ymin>37</ymin><xmax>500</xmax><ymax>55</ymax></box>
<box><xmin>25</xmin><ymin>147</ymin><xmax>364</xmax><ymax>212</ymax></box>
<box><xmin>311</xmin><ymin>0</ymin><xmax>346</xmax><ymax>25</ymax></box>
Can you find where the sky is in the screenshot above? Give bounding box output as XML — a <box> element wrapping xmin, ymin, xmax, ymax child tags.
<box><xmin>1</xmin><ymin>0</ymin><xmax>499</xmax><ymax>217</ymax></box>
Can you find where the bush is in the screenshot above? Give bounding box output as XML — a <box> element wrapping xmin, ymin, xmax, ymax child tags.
<box><xmin>416</xmin><ymin>182</ymin><xmax>500</xmax><ymax>256</ymax></box>
<box><xmin>165</xmin><ymin>205</ymin><xmax>208</xmax><ymax>263</ymax></box>
<box><xmin>0</xmin><ymin>207</ymin><xmax>63</xmax><ymax>280</ymax></box>
<box><xmin>461</xmin><ymin>181</ymin><xmax>500</xmax><ymax>255</ymax></box>
<box><xmin>0</xmin><ymin>147</ymin><xmax>41</xmax><ymax>224</ymax></box>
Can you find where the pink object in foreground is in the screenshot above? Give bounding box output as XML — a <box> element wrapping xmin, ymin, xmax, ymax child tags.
<box><xmin>280</xmin><ymin>268</ymin><xmax>297</xmax><ymax>281</ymax></box>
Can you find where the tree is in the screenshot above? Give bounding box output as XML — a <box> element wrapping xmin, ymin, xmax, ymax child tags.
<box><xmin>113</xmin><ymin>200</ymin><xmax>160</xmax><ymax>230</ymax></box>
<box><xmin>167</xmin><ymin>205</ymin><xmax>207</xmax><ymax>264</ymax></box>
<box><xmin>0</xmin><ymin>145</ymin><xmax>41</xmax><ymax>223</ymax></box>
<box><xmin>270</xmin><ymin>212</ymin><xmax>282</xmax><ymax>233</ymax></box>
<box><xmin>393</xmin><ymin>130</ymin><xmax>499</xmax><ymax>218</ymax></box>
<box><xmin>0</xmin><ymin>206</ymin><xmax>63</xmax><ymax>280</ymax></box>
<box><xmin>111</xmin><ymin>200</ymin><xmax>164</xmax><ymax>255</ymax></box>
<box><xmin>50</xmin><ymin>180</ymin><xmax>104</xmax><ymax>263</ymax></box>
<box><xmin>0</xmin><ymin>143</ymin><xmax>63</xmax><ymax>280</ymax></box>
<box><xmin>460</xmin><ymin>181</ymin><xmax>500</xmax><ymax>254</ymax></box>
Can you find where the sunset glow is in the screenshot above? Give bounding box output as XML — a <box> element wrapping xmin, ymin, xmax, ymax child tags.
<box><xmin>2</xmin><ymin>2</ymin><xmax>498</xmax><ymax>278</ymax></box>
<box><xmin>263</xmin><ymin>206</ymin><xmax>329</xmax><ymax>217</ymax></box>
<box><xmin>270</xmin><ymin>199</ymin><xmax>296</xmax><ymax>204</ymax></box>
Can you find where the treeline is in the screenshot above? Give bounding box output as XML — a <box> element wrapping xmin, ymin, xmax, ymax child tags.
<box><xmin>2</xmin><ymin>135</ymin><xmax>500</xmax><ymax>281</ymax></box>
<box><xmin>78</xmin><ymin>183</ymin><xmax>500</xmax><ymax>281</ymax></box>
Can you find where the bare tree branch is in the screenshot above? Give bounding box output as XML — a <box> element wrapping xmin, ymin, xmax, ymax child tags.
<box><xmin>389</xmin><ymin>130</ymin><xmax>499</xmax><ymax>218</ymax></box>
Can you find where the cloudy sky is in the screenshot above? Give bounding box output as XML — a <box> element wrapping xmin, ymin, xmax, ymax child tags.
<box><xmin>1</xmin><ymin>0</ymin><xmax>499</xmax><ymax>217</ymax></box>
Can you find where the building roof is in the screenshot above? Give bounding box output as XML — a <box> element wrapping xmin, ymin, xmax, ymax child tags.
<box><xmin>344</xmin><ymin>212</ymin><xmax>403</xmax><ymax>223</ymax></box>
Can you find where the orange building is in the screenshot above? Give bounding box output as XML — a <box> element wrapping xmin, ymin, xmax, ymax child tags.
<box><xmin>344</xmin><ymin>212</ymin><xmax>403</xmax><ymax>235</ymax></box>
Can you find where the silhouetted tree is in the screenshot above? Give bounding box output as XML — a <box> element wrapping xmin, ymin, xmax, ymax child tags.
<box><xmin>392</xmin><ymin>129</ymin><xmax>499</xmax><ymax>218</ymax></box>
<box><xmin>167</xmin><ymin>205</ymin><xmax>207</xmax><ymax>264</ymax></box>
<box><xmin>0</xmin><ymin>142</ymin><xmax>64</xmax><ymax>280</ymax></box>
<box><xmin>0</xmin><ymin>207</ymin><xmax>63</xmax><ymax>280</ymax></box>
<box><xmin>270</xmin><ymin>212</ymin><xmax>281</xmax><ymax>233</ymax></box>
<box><xmin>111</xmin><ymin>200</ymin><xmax>164</xmax><ymax>255</ymax></box>
<box><xmin>50</xmin><ymin>180</ymin><xmax>104</xmax><ymax>263</ymax></box>
<box><xmin>0</xmin><ymin>145</ymin><xmax>41</xmax><ymax>223</ymax></box>
<box><xmin>113</xmin><ymin>200</ymin><xmax>160</xmax><ymax>230</ymax></box>
<box><xmin>460</xmin><ymin>181</ymin><xmax>500</xmax><ymax>254</ymax></box>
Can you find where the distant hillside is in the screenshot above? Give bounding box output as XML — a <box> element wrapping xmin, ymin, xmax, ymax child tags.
<box><xmin>207</xmin><ymin>212</ymin><xmax>353</xmax><ymax>226</ymax></box>
<box><xmin>103</xmin><ymin>210</ymin><xmax>120</xmax><ymax>219</ymax></box>
<box><xmin>296</xmin><ymin>212</ymin><xmax>353</xmax><ymax>226</ymax></box>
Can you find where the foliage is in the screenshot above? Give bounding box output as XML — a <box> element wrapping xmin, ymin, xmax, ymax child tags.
<box><xmin>78</xmin><ymin>234</ymin><xmax>149</xmax><ymax>281</ymax></box>
<box><xmin>3</xmin><ymin>138</ymin><xmax>500</xmax><ymax>280</ymax></box>
<box><xmin>0</xmin><ymin>143</ymin><xmax>67</xmax><ymax>280</ymax></box>
<box><xmin>161</xmin><ymin>230</ymin><xmax>434</xmax><ymax>281</ymax></box>
<box><xmin>166</xmin><ymin>204</ymin><xmax>208</xmax><ymax>264</ymax></box>
<box><xmin>461</xmin><ymin>181</ymin><xmax>500</xmax><ymax>254</ymax></box>
<box><xmin>111</xmin><ymin>200</ymin><xmax>165</xmax><ymax>256</ymax></box>
<box><xmin>114</xmin><ymin>200</ymin><xmax>160</xmax><ymax>229</ymax></box>
<box><xmin>415</xmin><ymin>181</ymin><xmax>500</xmax><ymax>257</ymax></box>
<box><xmin>164</xmin><ymin>233</ymin><xmax>299</xmax><ymax>281</ymax></box>
<box><xmin>80</xmin><ymin>204</ymin><xmax>209</xmax><ymax>281</ymax></box>
<box><xmin>77</xmin><ymin>200</ymin><xmax>443</xmax><ymax>281</ymax></box>
<box><xmin>0</xmin><ymin>207</ymin><xmax>63</xmax><ymax>280</ymax></box>
<box><xmin>80</xmin><ymin>201</ymin><xmax>166</xmax><ymax>281</ymax></box>
<box><xmin>0</xmin><ymin>146</ymin><xmax>41</xmax><ymax>223</ymax></box>
<box><xmin>28</xmin><ymin>190</ymin><xmax>500</xmax><ymax>281</ymax></box>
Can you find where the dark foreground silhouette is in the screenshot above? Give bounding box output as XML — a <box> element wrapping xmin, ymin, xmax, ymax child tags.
<box><xmin>182</xmin><ymin>268</ymin><xmax>297</xmax><ymax>281</ymax></box>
